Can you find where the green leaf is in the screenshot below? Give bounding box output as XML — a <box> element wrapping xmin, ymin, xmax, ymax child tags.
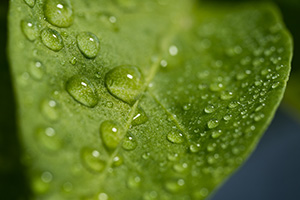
<box><xmin>8</xmin><ymin>0</ymin><xmax>292</xmax><ymax>199</ymax></box>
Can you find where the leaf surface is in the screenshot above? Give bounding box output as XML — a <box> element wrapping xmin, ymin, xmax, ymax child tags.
<box><xmin>8</xmin><ymin>0</ymin><xmax>292</xmax><ymax>199</ymax></box>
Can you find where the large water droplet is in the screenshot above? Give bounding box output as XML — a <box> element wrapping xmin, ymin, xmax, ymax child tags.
<box><xmin>77</xmin><ymin>32</ymin><xmax>100</xmax><ymax>59</ymax></box>
<box><xmin>100</xmin><ymin>121</ymin><xmax>123</xmax><ymax>150</ymax></box>
<box><xmin>44</xmin><ymin>0</ymin><xmax>74</xmax><ymax>28</ymax></box>
<box><xmin>41</xmin><ymin>99</ymin><xmax>59</xmax><ymax>121</ymax></box>
<box><xmin>21</xmin><ymin>20</ymin><xmax>39</xmax><ymax>41</ymax></box>
<box><xmin>35</xmin><ymin>127</ymin><xmax>62</xmax><ymax>151</ymax></box>
<box><xmin>167</xmin><ymin>130</ymin><xmax>184</xmax><ymax>144</ymax></box>
<box><xmin>132</xmin><ymin>106</ymin><xmax>148</xmax><ymax>126</ymax></box>
<box><xmin>66</xmin><ymin>75</ymin><xmax>98</xmax><ymax>108</ymax></box>
<box><xmin>24</xmin><ymin>0</ymin><xmax>36</xmax><ymax>7</ymax></box>
<box><xmin>28</xmin><ymin>61</ymin><xmax>45</xmax><ymax>80</ymax></box>
<box><xmin>105</xmin><ymin>66</ymin><xmax>144</xmax><ymax>105</ymax></box>
<box><xmin>81</xmin><ymin>148</ymin><xmax>106</xmax><ymax>173</ymax></box>
<box><xmin>41</xmin><ymin>28</ymin><xmax>64</xmax><ymax>51</ymax></box>
<box><xmin>122</xmin><ymin>133</ymin><xmax>137</xmax><ymax>151</ymax></box>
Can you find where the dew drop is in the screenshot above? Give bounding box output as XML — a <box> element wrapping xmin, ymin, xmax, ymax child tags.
<box><xmin>189</xmin><ymin>143</ymin><xmax>201</xmax><ymax>153</ymax></box>
<box><xmin>105</xmin><ymin>66</ymin><xmax>144</xmax><ymax>105</ymax></box>
<box><xmin>21</xmin><ymin>20</ymin><xmax>39</xmax><ymax>41</ymax></box>
<box><xmin>169</xmin><ymin>45</ymin><xmax>178</xmax><ymax>56</ymax></box>
<box><xmin>142</xmin><ymin>152</ymin><xmax>150</xmax><ymax>160</ymax></box>
<box><xmin>44</xmin><ymin>0</ymin><xmax>74</xmax><ymax>28</ymax></box>
<box><xmin>100</xmin><ymin>121</ymin><xmax>123</xmax><ymax>150</ymax></box>
<box><xmin>112</xmin><ymin>155</ymin><xmax>123</xmax><ymax>167</ymax></box>
<box><xmin>228</xmin><ymin>101</ymin><xmax>239</xmax><ymax>109</ymax></box>
<box><xmin>167</xmin><ymin>130</ymin><xmax>184</xmax><ymax>144</ymax></box>
<box><xmin>61</xmin><ymin>182</ymin><xmax>73</xmax><ymax>193</ymax></box>
<box><xmin>77</xmin><ymin>32</ymin><xmax>100</xmax><ymax>59</ymax></box>
<box><xmin>211</xmin><ymin>130</ymin><xmax>222</xmax><ymax>138</ymax></box>
<box><xmin>97</xmin><ymin>192</ymin><xmax>109</xmax><ymax>200</ymax></box>
<box><xmin>41</xmin><ymin>28</ymin><xmax>64</xmax><ymax>51</ymax></box>
<box><xmin>272</xmin><ymin>82</ymin><xmax>280</xmax><ymax>89</ymax></box>
<box><xmin>223</xmin><ymin>114</ymin><xmax>232</xmax><ymax>121</ymax></box>
<box><xmin>32</xmin><ymin>171</ymin><xmax>52</xmax><ymax>194</ymax></box>
<box><xmin>182</xmin><ymin>103</ymin><xmax>191</xmax><ymax>111</ymax></box>
<box><xmin>35</xmin><ymin>127</ymin><xmax>62</xmax><ymax>151</ymax></box>
<box><xmin>207</xmin><ymin>119</ymin><xmax>219</xmax><ymax>129</ymax></box>
<box><xmin>165</xmin><ymin>179</ymin><xmax>185</xmax><ymax>193</ymax></box>
<box><xmin>210</xmin><ymin>83</ymin><xmax>223</xmax><ymax>92</ymax></box>
<box><xmin>24</xmin><ymin>0</ymin><xmax>36</xmax><ymax>7</ymax></box>
<box><xmin>204</xmin><ymin>105</ymin><xmax>215</xmax><ymax>114</ymax></box>
<box><xmin>41</xmin><ymin>99</ymin><xmax>59</xmax><ymax>121</ymax></box>
<box><xmin>122</xmin><ymin>133</ymin><xmax>137</xmax><ymax>151</ymax></box>
<box><xmin>127</xmin><ymin>175</ymin><xmax>141</xmax><ymax>189</ymax></box>
<box><xmin>220</xmin><ymin>91</ymin><xmax>233</xmax><ymax>100</ymax></box>
<box><xmin>81</xmin><ymin>148</ymin><xmax>106</xmax><ymax>173</ymax></box>
<box><xmin>167</xmin><ymin>153</ymin><xmax>179</xmax><ymax>161</ymax></box>
<box><xmin>66</xmin><ymin>75</ymin><xmax>98</xmax><ymax>108</ymax></box>
<box><xmin>28</xmin><ymin>61</ymin><xmax>45</xmax><ymax>80</ymax></box>
<box><xmin>132</xmin><ymin>106</ymin><xmax>148</xmax><ymax>126</ymax></box>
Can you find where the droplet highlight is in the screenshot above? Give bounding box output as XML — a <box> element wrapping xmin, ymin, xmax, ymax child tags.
<box><xmin>167</xmin><ymin>130</ymin><xmax>184</xmax><ymax>144</ymax></box>
<box><xmin>122</xmin><ymin>133</ymin><xmax>137</xmax><ymax>151</ymax></box>
<box><xmin>41</xmin><ymin>28</ymin><xmax>64</xmax><ymax>51</ymax></box>
<box><xmin>100</xmin><ymin>121</ymin><xmax>123</xmax><ymax>150</ymax></box>
<box><xmin>132</xmin><ymin>106</ymin><xmax>148</xmax><ymax>126</ymax></box>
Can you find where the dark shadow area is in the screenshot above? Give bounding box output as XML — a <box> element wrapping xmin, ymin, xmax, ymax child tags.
<box><xmin>212</xmin><ymin>108</ymin><xmax>300</xmax><ymax>200</ymax></box>
<box><xmin>0</xmin><ymin>1</ymin><xmax>30</xmax><ymax>199</ymax></box>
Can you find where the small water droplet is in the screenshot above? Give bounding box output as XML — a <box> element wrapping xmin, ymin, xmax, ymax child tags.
<box><xmin>167</xmin><ymin>130</ymin><xmax>184</xmax><ymax>144</ymax></box>
<box><xmin>35</xmin><ymin>127</ymin><xmax>62</xmax><ymax>151</ymax></box>
<box><xmin>142</xmin><ymin>152</ymin><xmax>150</xmax><ymax>160</ymax></box>
<box><xmin>105</xmin><ymin>66</ymin><xmax>144</xmax><ymax>105</ymax></box>
<box><xmin>190</xmin><ymin>143</ymin><xmax>201</xmax><ymax>153</ymax></box>
<box><xmin>81</xmin><ymin>148</ymin><xmax>106</xmax><ymax>173</ymax></box>
<box><xmin>228</xmin><ymin>101</ymin><xmax>239</xmax><ymax>108</ymax></box>
<box><xmin>100</xmin><ymin>121</ymin><xmax>123</xmax><ymax>150</ymax></box>
<box><xmin>223</xmin><ymin>114</ymin><xmax>232</xmax><ymax>121</ymax></box>
<box><xmin>182</xmin><ymin>103</ymin><xmax>191</xmax><ymax>111</ymax></box>
<box><xmin>28</xmin><ymin>61</ymin><xmax>45</xmax><ymax>80</ymax></box>
<box><xmin>127</xmin><ymin>175</ymin><xmax>141</xmax><ymax>189</ymax></box>
<box><xmin>21</xmin><ymin>20</ymin><xmax>39</xmax><ymax>41</ymax></box>
<box><xmin>112</xmin><ymin>155</ymin><xmax>123</xmax><ymax>167</ymax></box>
<box><xmin>169</xmin><ymin>45</ymin><xmax>178</xmax><ymax>56</ymax></box>
<box><xmin>204</xmin><ymin>105</ymin><xmax>215</xmax><ymax>114</ymax></box>
<box><xmin>77</xmin><ymin>32</ymin><xmax>100</xmax><ymax>59</ymax></box>
<box><xmin>210</xmin><ymin>83</ymin><xmax>223</xmax><ymax>92</ymax></box>
<box><xmin>32</xmin><ymin>171</ymin><xmax>52</xmax><ymax>194</ymax></box>
<box><xmin>66</xmin><ymin>75</ymin><xmax>98</xmax><ymax>108</ymax></box>
<box><xmin>61</xmin><ymin>182</ymin><xmax>73</xmax><ymax>193</ymax></box>
<box><xmin>272</xmin><ymin>82</ymin><xmax>280</xmax><ymax>89</ymax></box>
<box><xmin>211</xmin><ymin>130</ymin><xmax>222</xmax><ymax>138</ymax></box>
<box><xmin>207</xmin><ymin>119</ymin><xmax>219</xmax><ymax>129</ymax></box>
<box><xmin>165</xmin><ymin>179</ymin><xmax>185</xmax><ymax>193</ymax></box>
<box><xmin>160</xmin><ymin>59</ymin><xmax>168</xmax><ymax>68</ymax></box>
<box><xmin>132</xmin><ymin>106</ymin><xmax>148</xmax><ymax>126</ymax></box>
<box><xmin>44</xmin><ymin>0</ymin><xmax>74</xmax><ymax>27</ymax></box>
<box><xmin>41</xmin><ymin>99</ymin><xmax>59</xmax><ymax>121</ymax></box>
<box><xmin>24</xmin><ymin>0</ymin><xmax>36</xmax><ymax>7</ymax></box>
<box><xmin>41</xmin><ymin>28</ymin><xmax>64</xmax><ymax>51</ymax></box>
<box><xmin>220</xmin><ymin>91</ymin><xmax>233</xmax><ymax>100</ymax></box>
<box><xmin>97</xmin><ymin>192</ymin><xmax>109</xmax><ymax>200</ymax></box>
<box><xmin>167</xmin><ymin>153</ymin><xmax>179</xmax><ymax>161</ymax></box>
<box><xmin>122</xmin><ymin>133</ymin><xmax>137</xmax><ymax>151</ymax></box>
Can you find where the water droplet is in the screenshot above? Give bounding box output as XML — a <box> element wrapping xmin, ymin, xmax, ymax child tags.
<box><xmin>173</xmin><ymin>162</ymin><xmax>188</xmax><ymax>173</ymax></box>
<box><xmin>41</xmin><ymin>99</ymin><xmax>59</xmax><ymax>121</ymax></box>
<box><xmin>220</xmin><ymin>91</ymin><xmax>233</xmax><ymax>100</ymax></box>
<box><xmin>204</xmin><ymin>105</ymin><xmax>215</xmax><ymax>114</ymax></box>
<box><xmin>21</xmin><ymin>20</ymin><xmax>39</xmax><ymax>41</ymax></box>
<box><xmin>142</xmin><ymin>152</ymin><xmax>150</xmax><ymax>160</ymax></box>
<box><xmin>44</xmin><ymin>0</ymin><xmax>74</xmax><ymax>28</ymax></box>
<box><xmin>122</xmin><ymin>133</ymin><xmax>137</xmax><ymax>151</ymax></box>
<box><xmin>210</xmin><ymin>83</ymin><xmax>223</xmax><ymax>92</ymax></box>
<box><xmin>66</xmin><ymin>75</ymin><xmax>98</xmax><ymax>108</ymax></box>
<box><xmin>81</xmin><ymin>148</ymin><xmax>106</xmax><ymax>173</ymax></box>
<box><xmin>77</xmin><ymin>32</ymin><xmax>100</xmax><ymax>59</ymax></box>
<box><xmin>41</xmin><ymin>28</ymin><xmax>64</xmax><ymax>51</ymax></box>
<box><xmin>97</xmin><ymin>192</ymin><xmax>109</xmax><ymax>200</ymax></box>
<box><xmin>207</xmin><ymin>119</ymin><xmax>219</xmax><ymax>129</ymax></box>
<box><xmin>61</xmin><ymin>182</ymin><xmax>73</xmax><ymax>193</ymax></box>
<box><xmin>106</xmin><ymin>101</ymin><xmax>113</xmax><ymax>108</ymax></box>
<box><xmin>165</xmin><ymin>179</ymin><xmax>185</xmax><ymax>193</ymax></box>
<box><xmin>24</xmin><ymin>0</ymin><xmax>36</xmax><ymax>7</ymax></box>
<box><xmin>35</xmin><ymin>127</ymin><xmax>62</xmax><ymax>151</ymax></box>
<box><xmin>190</xmin><ymin>143</ymin><xmax>201</xmax><ymax>153</ymax></box>
<box><xmin>272</xmin><ymin>82</ymin><xmax>280</xmax><ymax>89</ymax></box>
<box><xmin>105</xmin><ymin>66</ymin><xmax>144</xmax><ymax>105</ymax></box>
<box><xmin>132</xmin><ymin>106</ymin><xmax>148</xmax><ymax>126</ymax></box>
<box><xmin>169</xmin><ymin>45</ymin><xmax>178</xmax><ymax>56</ymax></box>
<box><xmin>207</xmin><ymin>143</ymin><xmax>216</xmax><ymax>152</ymax></box>
<box><xmin>28</xmin><ymin>61</ymin><xmax>45</xmax><ymax>80</ymax></box>
<box><xmin>167</xmin><ymin>153</ymin><xmax>179</xmax><ymax>161</ymax></box>
<box><xmin>160</xmin><ymin>59</ymin><xmax>168</xmax><ymax>68</ymax></box>
<box><xmin>223</xmin><ymin>114</ymin><xmax>232</xmax><ymax>121</ymax></box>
<box><xmin>100</xmin><ymin>121</ymin><xmax>123</xmax><ymax>150</ymax></box>
<box><xmin>167</xmin><ymin>130</ymin><xmax>184</xmax><ymax>144</ymax></box>
<box><xmin>112</xmin><ymin>155</ymin><xmax>123</xmax><ymax>167</ymax></box>
<box><xmin>127</xmin><ymin>175</ymin><xmax>141</xmax><ymax>189</ymax></box>
<box><xmin>228</xmin><ymin>101</ymin><xmax>239</xmax><ymax>108</ymax></box>
<box><xmin>182</xmin><ymin>103</ymin><xmax>191</xmax><ymax>111</ymax></box>
<box><xmin>211</xmin><ymin>130</ymin><xmax>222</xmax><ymax>138</ymax></box>
<box><xmin>32</xmin><ymin>171</ymin><xmax>52</xmax><ymax>194</ymax></box>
